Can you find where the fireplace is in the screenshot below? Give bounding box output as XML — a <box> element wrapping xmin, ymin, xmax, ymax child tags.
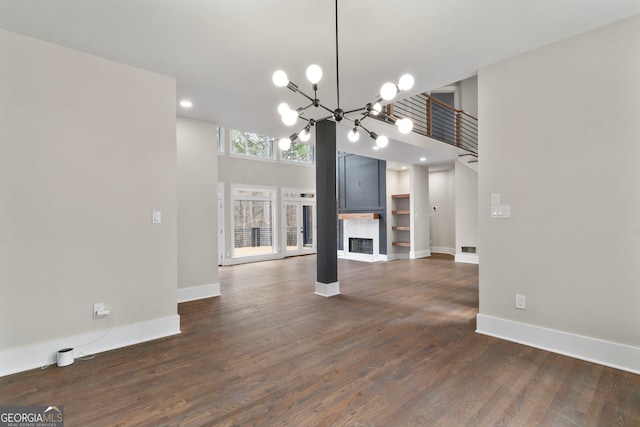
<box><xmin>349</xmin><ymin>238</ymin><xmax>373</xmax><ymax>255</ymax></box>
<box><xmin>338</xmin><ymin>213</ymin><xmax>385</xmax><ymax>262</ymax></box>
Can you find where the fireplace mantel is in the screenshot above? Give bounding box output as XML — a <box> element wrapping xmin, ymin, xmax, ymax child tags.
<box><xmin>338</xmin><ymin>213</ymin><xmax>380</xmax><ymax>220</ymax></box>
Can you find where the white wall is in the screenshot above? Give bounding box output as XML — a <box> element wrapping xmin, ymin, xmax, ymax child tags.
<box><xmin>455</xmin><ymin>161</ymin><xmax>479</xmax><ymax>263</ymax></box>
<box><xmin>460</xmin><ymin>75</ymin><xmax>478</xmax><ymax>117</ymax></box>
<box><xmin>177</xmin><ymin>117</ymin><xmax>219</xmax><ymax>301</ymax></box>
<box><xmin>410</xmin><ymin>165</ymin><xmax>431</xmax><ymax>259</ymax></box>
<box><xmin>0</xmin><ymin>30</ymin><xmax>179</xmax><ymax>375</ymax></box>
<box><xmin>477</xmin><ymin>14</ymin><xmax>640</xmax><ymax>373</ymax></box>
<box><xmin>428</xmin><ymin>169</ymin><xmax>455</xmax><ymax>254</ymax></box>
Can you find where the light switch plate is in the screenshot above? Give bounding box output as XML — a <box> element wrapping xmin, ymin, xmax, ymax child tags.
<box><xmin>152</xmin><ymin>211</ymin><xmax>162</xmax><ymax>224</ymax></box>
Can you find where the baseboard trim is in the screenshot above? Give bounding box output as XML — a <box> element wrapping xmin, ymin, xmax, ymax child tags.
<box><xmin>386</xmin><ymin>253</ymin><xmax>410</xmax><ymax>261</ymax></box>
<box><xmin>177</xmin><ymin>283</ymin><xmax>221</xmax><ymax>303</ymax></box>
<box><xmin>0</xmin><ymin>315</ymin><xmax>181</xmax><ymax>378</ymax></box>
<box><xmin>476</xmin><ymin>314</ymin><xmax>640</xmax><ymax>375</ymax></box>
<box><xmin>455</xmin><ymin>253</ymin><xmax>479</xmax><ymax>264</ymax></box>
<box><xmin>410</xmin><ymin>249</ymin><xmax>431</xmax><ymax>259</ymax></box>
<box><xmin>315</xmin><ymin>281</ymin><xmax>340</xmax><ymax>297</ymax></box>
<box><xmin>431</xmin><ymin>246</ymin><xmax>455</xmax><ymax>255</ymax></box>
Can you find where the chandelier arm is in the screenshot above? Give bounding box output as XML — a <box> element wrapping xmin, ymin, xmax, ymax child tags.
<box><xmin>317</xmin><ymin>103</ymin><xmax>335</xmax><ymax>115</ymax></box>
<box><xmin>294</xmin><ymin>87</ymin><xmax>318</xmax><ymax>104</ymax></box>
<box><xmin>298</xmin><ymin>102</ymin><xmax>316</xmax><ymax>113</ymax></box>
<box><xmin>355</xmin><ymin>111</ymin><xmax>371</xmax><ymax>124</ymax></box>
<box><xmin>357</xmin><ymin>123</ymin><xmax>373</xmax><ymax>134</ymax></box>
<box><xmin>342</xmin><ymin>106</ymin><xmax>366</xmax><ymax>115</ymax></box>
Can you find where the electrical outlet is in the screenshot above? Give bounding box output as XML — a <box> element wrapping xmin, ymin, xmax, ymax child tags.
<box><xmin>515</xmin><ymin>294</ymin><xmax>526</xmax><ymax>310</ymax></box>
<box><xmin>93</xmin><ymin>303</ymin><xmax>110</xmax><ymax>318</ymax></box>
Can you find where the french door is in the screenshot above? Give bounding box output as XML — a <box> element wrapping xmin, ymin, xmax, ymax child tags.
<box><xmin>284</xmin><ymin>201</ymin><xmax>316</xmax><ymax>256</ymax></box>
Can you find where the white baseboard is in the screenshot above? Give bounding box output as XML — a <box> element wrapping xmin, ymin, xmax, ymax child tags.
<box><xmin>0</xmin><ymin>315</ymin><xmax>181</xmax><ymax>378</ymax></box>
<box><xmin>476</xmin><ymin>314</ymin><xmax>640</xmax><ymax>375</ymax></box>
<box><xmin>337</xmin><ymin>252</ymin><xmax>388</xmax><ymax>263</ymax></box>
<box><xmin>315</xmin><ymin>281</ymin><xmax>340</xmax><ymax>297</ymax></box>
<box><xmin>386</xmin><ymin>253</ymin><xmax>409</xmax><ymax>261</ymax></box>
<box><xmin>431</xmin><ymin>246</ymin><xmax>455</xmax><ymax>255</ymax></box>
<box><xmin>410</xmin><ymin>249</ymin><xmax>431</xmax><ymax>259</ymax></box>
<box><xmin>455</xmin><ymin>253</ymin><xmax>479</xmax><ymax>264</ymax></box>
<box><xmin>177</xmin><ymin>283</ymin><xmax>221</xmax><ymax>303</ymax></box>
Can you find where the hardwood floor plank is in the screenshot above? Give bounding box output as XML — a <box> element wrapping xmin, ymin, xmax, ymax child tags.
<box><xmin>1</xmin><ymin>254</ymin><xmax>639</xmax><ymax>426</ymax></box>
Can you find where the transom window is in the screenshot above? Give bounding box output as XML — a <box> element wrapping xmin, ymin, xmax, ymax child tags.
<box><xmin>231</xmin><ymin>130</ymin><xmax>274</xmax><ymax>159</ymax></box>
<box><xmin>280</xmin><ymin>140</ymin><xmax>315</xmax><ymax>164</ymax></box>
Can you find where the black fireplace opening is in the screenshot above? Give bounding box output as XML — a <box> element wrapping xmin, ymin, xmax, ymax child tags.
<box><xmin>349</xmin><ymin>238</ymin><xmax>373</xmax><ymax>254</ymax></box>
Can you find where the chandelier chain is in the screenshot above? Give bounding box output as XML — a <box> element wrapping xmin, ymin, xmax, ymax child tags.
<box><xmin>335</xmin><ymin>0</ymin><xmax>340</xmax><ymax>109</ymax></box>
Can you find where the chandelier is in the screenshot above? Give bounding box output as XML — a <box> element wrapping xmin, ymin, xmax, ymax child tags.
<box><xmin>272</xmin><ymin>0</ymin><xmax>414</xmax><ymax>151</ymax></box>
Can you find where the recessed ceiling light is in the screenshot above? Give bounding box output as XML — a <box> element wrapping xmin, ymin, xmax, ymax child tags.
<box><xmin>419</xmin><ymin>157</ymin><xmax>427</xmax><ymax>162</ymax></box>
<box><xmin>179</xmin><ymin>100</ymin><xmax>193</xmax><ymax>108</ymax></box>
<box><xmin>401</xmin><ymin>166</ymin><xmax>408</xmax><ymax>170</ymax></box>
<box><xmin>372</xmin><ymin>146</ymin><xmax>380</xmax><ymax>151</ymax></box>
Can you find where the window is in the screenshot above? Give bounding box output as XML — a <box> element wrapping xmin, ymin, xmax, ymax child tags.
<box><xmin>217</xmin><ymin>127</ymin><xmax>224</xmax><ymax>153</ymax></box>
<box><xmin>231</xmin><ymin>130</ymin><xmax>274</xmax><ymax>159</ymax></box>
<box><xmin>231</xmin><ymin>186</ymin><xmax>276</xmax><ymax>257</ymax></box>
<box><xmin>280</xmin><ymin>140</ymin><xmax>315</xmax><ymax>164</ymax></box>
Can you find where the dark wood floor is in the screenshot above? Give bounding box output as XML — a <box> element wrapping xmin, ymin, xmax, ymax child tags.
<box><xmin>2</xmin><ymin>254</ymin><xmax>639</xmax><ymax>426</ymax></box>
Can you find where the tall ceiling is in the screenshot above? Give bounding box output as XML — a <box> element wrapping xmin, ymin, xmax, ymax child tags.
<box><xmin>1</xmin><ymin>0</ymin><xmax>639</xmax><ymax>164</ymax></box>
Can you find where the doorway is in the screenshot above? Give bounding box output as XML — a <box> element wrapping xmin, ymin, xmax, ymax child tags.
<box><xmin>282</xmin><ymin>190</ymin><xmax>316</xmax><ymax>257</ymax></box>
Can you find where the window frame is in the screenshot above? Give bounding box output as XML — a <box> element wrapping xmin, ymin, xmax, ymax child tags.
<box><xmin>230</xmin><ymin>184</ymin><xmax>278</xmax><ymax>259</ymax></box>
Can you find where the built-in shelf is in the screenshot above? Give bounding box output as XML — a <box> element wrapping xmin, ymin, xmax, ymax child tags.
<box><xmin>338</xmin><ymin>212</ymin><xmax>380</xmax><ymax>220</ymax></box>
<box><xmin>391</xmin><ymin>193</ymin><xmax>411</xmax><ymax>249</ymax></box>
<box><xmin>392</xmin><ymin>241</ymin><xmax>411</xmax><ymax>247</ymax></box>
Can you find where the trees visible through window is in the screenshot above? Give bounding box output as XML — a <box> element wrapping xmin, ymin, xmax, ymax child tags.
<box><xmin>231</xmin><ymin>130</ymin><xmax>274</xmax><ymax>159</ymax></box>
<box><xmin>280</xmin><ymin>140</ymin><xmax>315</xmax><ymax>164</ymax></box>
<box><xmin>232</xmin><ymin>187</ymin><xmax>276</xmax><ymax>257</ymax></box>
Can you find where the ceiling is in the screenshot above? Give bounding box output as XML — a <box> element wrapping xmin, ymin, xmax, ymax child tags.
<box><xmin>1</xmin><ymin>0</ymin><xmax>639</xmax><ymax>167</ymax></box>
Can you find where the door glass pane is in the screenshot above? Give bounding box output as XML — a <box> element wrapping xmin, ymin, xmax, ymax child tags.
<box><xmin>302</xmin><ymin>205</ymin><xmax>314</xmax><ymax>248</ymax></box>
<box><xmin>286</xmin><ymin>204</ymin><xmax>298</xmax><ymax>252</ymax></box>
<box><xmin>233</xmin><ymin>200</ymin><xmax>273</xmax><ymax>256</ymax></box>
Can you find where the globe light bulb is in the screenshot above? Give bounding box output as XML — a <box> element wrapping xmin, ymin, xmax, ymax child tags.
<box><xmin>348</xmin><ymin>128</ymin><xmax>360</xmax><ymax>142</ymax></box>
<box><xmin>272</xmin><ymin>70</ymin><xmax>289</xmax><ymax>87</ymax></box>
<box><xmin>376</xmin><ymin>135</ymin><xmax>389</xmax><ymax>148</ymax></box>
<box><xmin>279</xmin><ymin>138</ymin><xmax>291</xmax><ymax>151</ymax></box>
<box><xmin>398</xmin><ymin>74</ymin><xmax>415</xmax><ymax>91</ymax></box>
<box><xmin>282</xmin><ymin>109</ymin><xmax>298</xmax><ymax>126</ymax></box>
<box><xmin>372</xmin><ymin>102</ymin><xmax>382</xmax><ymax>115</ymax></box>
<box><xmin>277</xmin><ymin>102</ymin><xmax>290</xmax><ymax>116</ymax></box>
<box><xmin>380</xmin><ymin>82</ymin><xmax>398</xmax><ymax>101</ymax></box>
<box><xmin>299</xmin><ymin>129</ymin><xmax>311</xmax><ymax>142</ymax></box>
<box><xmin>306</xmin><ymin>64</ymin><xmax>323</xmax><ymax>84</ymax></box>
<box><xmin>397</xmin><ymin>118</ymin><xmax>414</xmax><ymax>134</ymax></box>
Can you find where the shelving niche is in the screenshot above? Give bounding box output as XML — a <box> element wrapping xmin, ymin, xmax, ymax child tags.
<box><xmin>391</xmin><ymin>194</ymin><xmax>410</xmax><ymax>248</ymax></box>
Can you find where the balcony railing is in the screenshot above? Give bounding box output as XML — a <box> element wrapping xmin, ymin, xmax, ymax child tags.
<box><xmin>381</xmin><ymin>93</ymin><xmax>478</xmax><ymax>158</ymax></box>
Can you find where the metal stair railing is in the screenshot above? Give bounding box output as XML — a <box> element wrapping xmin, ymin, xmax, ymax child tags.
<box><xmin>381</xmin><ymin>93</ymin><xmax>478</xmax><ymax>158</ymax></box>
